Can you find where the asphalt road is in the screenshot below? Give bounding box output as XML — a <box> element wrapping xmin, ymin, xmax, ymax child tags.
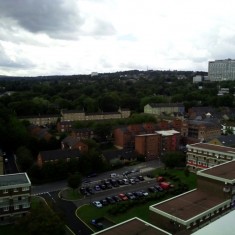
<box><xmin>41</xmin><ymin>192</ymin><xmax>93</xmax><ymax>235</ymax></box>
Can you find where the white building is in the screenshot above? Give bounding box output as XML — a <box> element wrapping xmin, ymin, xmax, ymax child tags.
<box><xmin>208</xmin><ymin>59</ymin><xmax>235</xmax><ymax>81</ymax></box>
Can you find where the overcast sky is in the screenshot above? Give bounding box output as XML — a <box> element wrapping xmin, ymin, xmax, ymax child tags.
<box><xmin>0</xmin><ymin>0</ymin><xmax>235</xmax><ymax>77</ymax></box>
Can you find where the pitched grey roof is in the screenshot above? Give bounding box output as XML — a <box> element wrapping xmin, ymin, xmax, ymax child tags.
<box><xmin>149</xmin><ymin>103</ymin><xmax>184</xmax><ymax>108</ymax></box>
<box><xmin>40</xmin><ymin>149</ymin><xmax>80</xmax><ymax>161</ymax></box>
<box><xmin>209</xmin><ymin>135</ymin><xmax>235</xmax><ymax>147</ymax></box>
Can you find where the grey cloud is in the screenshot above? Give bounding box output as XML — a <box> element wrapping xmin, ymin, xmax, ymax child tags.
<box><xmin>0</xmin><ymin>0</ymin><xmax>84</xmax><ymax>39</ymax></box>
<box><xmin>91</xmin><ymin>19</ymin><xmax>116</xmax><ymax>36</ymax></box>
<box><xmin>0</xmin><ymin>44</ymin><xmax>35</xmax><ymax>69</ymax></box>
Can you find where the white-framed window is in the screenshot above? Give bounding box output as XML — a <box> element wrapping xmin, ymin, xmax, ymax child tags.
<box><xmin>22</xmin><ymin>187</ymin><xmax>29</xmax><ymax>191</ymax></box>
<box><xmin>13</xmin><ymin>188</ymin><xmax>18</xmax><ymax>192</ymax></box>
<box><xmin>3</xmin><ymin>189</ymin><xmax>8</xmax><ymax>194</ymax></box>
<box><xmin>22</xmin><ymin>203</ymin><xmax>30</xmax><ymax>209</ymax></box>
<box><xmin>14</xmin><ymin>205</ymin><xmax>19</xmax><ymax>210</ymax></box>
<box><xmin>3</xmin><ymin>206</ymin><xmax>9</xmax><ymax>211</ymax></box>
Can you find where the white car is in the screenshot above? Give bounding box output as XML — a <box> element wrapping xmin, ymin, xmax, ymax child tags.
<box><xmin>93</xmin><ymin>201</ymin><xmax>103</xmax><ymax>208</ymax></box>
<box><xmin>110</xmin><ymin>173</ymin><xmax>117</xmax><ymax>178</ymax></box>
<box><xmin>141</xmin><ymin>191</ymin><xmax>149</xmax><ymax>196</ymax></box>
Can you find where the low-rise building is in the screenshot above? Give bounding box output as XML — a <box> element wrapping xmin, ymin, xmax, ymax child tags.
<box><xmin>144</xmin><ymin>103</ymin><xmax>185</xmax><ymax>117</ymax></box>
<box><xmin>149</xmin><ymin>160</ymin><xmax>235</xmax><ymax>234</ymax></box>
<box><xmin>0</xmin><ymin>173</ymin><xmax>31</xmax><ymax>223</ymax></box>
<box><xmin>37</xmin><ymin>149</ymin><xmax>80</xmax><ymax>167</ymax></box>
<box><xmin>61</xmin><ymin>136</ymin><xmax>88</xmax><ymax>153</ymax></box>
<box><xmin>186</xmin><ymin>143</ymin><xmax>235</xmax><ymax>171</ymax></box>
<box><xmin>61</xmin><ymin>108</ymin><xmax>130</xmax><ymax>122</ymax></box>
<box><xmin>135</xmin><ymin>133</ymin><xmax>162</xmax><ymax>161</ymax></box>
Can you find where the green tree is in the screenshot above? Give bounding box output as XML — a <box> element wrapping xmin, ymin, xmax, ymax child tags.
<box><xmin>161</xmin><ymin>151</ymin><xmax>186</xmax><ymax>169</ymax></box>
<box><xmin>67</xmin><ymin>172</ymin><xmax>82</xmax><ymax>192</ymax></box>
<box><xmin>15</xmin><ymin>201</ymin><xmax>65</xmax><ymax>235</ymax></box>
<box><xmin>16</xmin><ymin>146</ymin><xmax>34</xmax><ymax>172</ymax></box>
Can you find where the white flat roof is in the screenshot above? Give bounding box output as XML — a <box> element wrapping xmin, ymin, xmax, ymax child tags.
<box><xmin>192</xmin><ymin>210</ymin><xmax>235</xmax><ymax>235</ymax></box>
<box><xmin>156</xmin><ymin>130</ymin><xmax>180</xmax><ymax>136</ymax></box>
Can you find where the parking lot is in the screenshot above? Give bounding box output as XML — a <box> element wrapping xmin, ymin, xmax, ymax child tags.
<box><xmin>79</xmin><ymin>172</ymin><xmax>167</xmax><ymax>208</ymax></box>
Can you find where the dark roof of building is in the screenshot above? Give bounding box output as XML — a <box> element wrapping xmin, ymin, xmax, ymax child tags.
<box><xmin>85</xmin><ymin>111</ymin><xmax>120</xmax><ymax>115</ymax></box>
<box><xmin>73</xmin><ymin>127</ymin><xmax>93</xmax><ymax>133</ymax></box>
<box><xmin>208</xmin><ymin>135</ymin><xmax>235</xmax><ymax>147</ymax></box>
<box><xmin>19</xmin><ymin>114</ymin><xmax>59</xmax><ymax>118</ymax></box>
<box><xmin>92</xmin><ymin>217</ymin><xmax>171</xmax><ymax>235</ymax></box>
<box><xmin>198</xmin><ymin>160</ymin><xmax>235</xmax><ymax>181</ymax></box>
<box><xmin>0</xmin><ymin>173</ymin><xmax>31</xmax><ymax>187</ymax></box>
<box><xmin>62</xmin><ymin>109</ymin><xmax>84</xmax><ymax>114</ymax></box>
<box><xmin>39</xmin><ymin>149</ymin><xmax>80</xmax><ymax>161</ymax></box>
<box><xmin>151</xmin><ymin>189</ymin><xmax>225</xmax><ymax>221</ymax></box>
<box><xmin>60</xmin><ymin>120</ymin><xmax>74</xmax><ymax>125</ymax></box>
<box><xmin>148</xmin><ymin>103</ymin><xmax>184</xmax><ymax>108</ymax></box>
<box><xmin>102</xmin><ymin>149</ymin><xmax>135</xmax><ymax>161</ymax></box>
<box><xmin>62</xmin><ymin>136</ymin><xmax>80</xmax><ymax>147</ymax></box>
<box><xmin>188</xmin><ymin>120</ymin><xmax>220</xmax><ymax>127</ymax></box>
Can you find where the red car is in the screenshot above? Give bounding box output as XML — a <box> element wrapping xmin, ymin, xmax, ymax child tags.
<box><xmin>118</xmin><ymin>193</ymin><xmax>128</xmax><ymax>201</ymax></box>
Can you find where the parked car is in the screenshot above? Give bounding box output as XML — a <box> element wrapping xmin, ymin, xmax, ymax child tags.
<box><xmin>105</xmin><ymin>182</ymin><xmax>113</xmax><ymax>189</ymax></box>
<box><xmin>138</xmin><ymin>175</ymin><xmax>144</xmax><ymax>181</ymax></box>
<box><xmin>91</xmin><ymin>219</ymin><xmax>104</xmax><ymax>229</ymax></box>
<box><xmin>148</xmin><ymin>186</ymin><xmax>158</xmax><ymax>193</ymax></box>
<box><xmin>123</xmin><ymin>178</ymin><xmax>129</xmax><ymax>185</ymax></box>
<box><xmin>93</xmin><ymin>201</ymin><xmax>102</xmax><ymax>208</ymax></box>
<box><xmin>129</xmin><ymin>178</ymin><xmax>136</xmax><ymax>184</ymax></box>
<box><xmin>86</xmin><ymin>187</ymin><xmax>95</xmax><ymax>195</ymax></box>
<box><xmin>140</xmin><ymin>190</ymin><xmax>149</xmax><ymax>196</ymax></box>
<box><xmin>110</xmin><ymin>173</ymin><xmax>117</xmax><ymax>178</ymax></box>
<box><xmin>80</xmin><ymin>187</ymin><xmax>88</xmax><ymax>195</ymax></box>
<box><xmin>99</xmin><ymin>184</ymin><xmax>106</xmax><ymax>190</ymax></box>
<box><xmin>112</xmin><ymin>195</ymin><xmax>121</xmax><ymax>202</ymax></box>
<box><xmin>155</xmin><ymin>184</ymin><xmax>163</xmax><ymax>192</ymax></box>
<box><xmin>94</xmin><ymin>185</ymin><xmax>101</xmax><ymax>191</ymax></box>
<box><xmin>118</xmin><ymin>179</ymin><xmax>124</xmax><ymax>185</ymax></box>
<box><xmin>106</xmin><ymin>196</ymin><xmax>115</xmax><ymax>204</ymax></box>
<box><xmin>118</xmin><ymin>193</ymin><xmax>128</xmax><ymax>201</ymax></box>
<box><xmin>133</xmin><ymin>191</ymin><xmax>144</xmax><ymax>198</ymax></box>
<box><xmin>126</xmin><ymin>192</ymin><xmax>136</xmax><ymax>200</ymax></box>
<box><xmin>123</xmin><ymin>170</ymin><xmax>131</xmax><ymax>176</ymax></box>
<box><xmin>131</xmin><ymin>168</ymin><xmax>140</xmax><ymax>173</ymax></box>
<box><xmin>100</xmin><ymin>199</ymin><xmax>109</xmax><ymax>206</ymax></box>
<box><xmin>110</xmin><ymin>179</ymin><xmax>119</xmax><ymax>187</ymax></box>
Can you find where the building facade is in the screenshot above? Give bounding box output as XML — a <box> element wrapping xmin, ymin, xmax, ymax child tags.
<box><xmin>0</xmin><ymin>173</ymin><xmax>31</xmax><ymax>223</ymax></box>
<box><xmin>186</xmin><ymin>143</ymin><xmax>235</xmax><ymax>171</ymax></box>
<box><xmin>61</xmin><ymin>108</ymin><xmax>130</xmax><ymax>122</ymax></box>
<box><xmin>208</xmin><ymin>59</ymin><xmax>235</xmax><ymax>81</ymax></box>
<box><xmin>135</xmin><ymin>133</ymin><xmax>162</xmax><ymax>161</ymax></box>
<box><xmin>144</xmin><ymin>103</ymin><xmax>185</xmax><ymax>116</ymax></box>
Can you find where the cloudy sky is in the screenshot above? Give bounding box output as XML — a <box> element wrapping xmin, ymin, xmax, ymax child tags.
<box><xmin>0</xmin><ymin>0</ymin><xmax>235</xmax><ymax>77</ymax></box>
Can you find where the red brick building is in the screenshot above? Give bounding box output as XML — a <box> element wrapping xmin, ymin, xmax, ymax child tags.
<box><xmin>135</xmin><ymin>133</ymin><xmax>162</xmax><ymax>161</ymax></box>
<box><xmin>134</xmin><ymin>130</ymin><xmax>180</xmax><ymax>161</ymax></box>
<box><xmin>113</xmin><ymin>123</ymin><xmax>157</xmax><ymax>149</ymax></box>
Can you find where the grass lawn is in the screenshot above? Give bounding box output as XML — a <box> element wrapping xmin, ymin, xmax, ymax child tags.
<box><xmin>61</xmin><ymin>188</ymin><xmax>84</xmax><ymax>200</ymax></box>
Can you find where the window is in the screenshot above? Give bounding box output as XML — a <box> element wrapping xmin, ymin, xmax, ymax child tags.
<box><xmin>22</xmin><ymin>187</ymin><xmax>29</xmax><ymax>191</ymax></box>
<box><xmin>13</xmin><ymin>188</ymin><xmax>18</xmax><ymax>192</ymax></box>
<box><xmin>3</xmin><ymin>206</ymin><xmax>9</xmax><ymax>212</ymax></box>
<box><xmin>14</xmin><ymin>205</ymin><xmax>19</xmax><ymax>210</ymax></box>
<box><xmin>23</xmin><ymin>203</ymin><xmax>30</xmax><ymax>209</ymax></box>
<box><xmin>3</xmin><ymin>189</ymin><xmax>8</xmax><ymax>194</ymax></box>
